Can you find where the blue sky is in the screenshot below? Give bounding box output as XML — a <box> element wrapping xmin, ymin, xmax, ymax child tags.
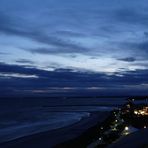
<box><xmin>0</xmin><ymin>0</ymin><xmax>148</xmax><ymax>97</ymax></box>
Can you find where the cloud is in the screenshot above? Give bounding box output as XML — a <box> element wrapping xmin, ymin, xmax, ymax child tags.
<box><xmin>0</xmin><ymin>11</ymin><xmax>90</xmax><ymax>55</ymax></box>
<box><xmin>144</xmin><ymin>32</ymin><xmax>148</xmax><ymax>37</ymax></box>
<box><xmin>25</xmin><ymin>46</ymin><xmax>88</xmax><ymax>55</ymax></box>
<box><xmin>28</xmin><ymin>33</ymin><xmax>89</xmax><ymax>54</ymax></box>
<box><xmin>118</xmin><ymin>57</ymin><xmax>136</xmax><ymax>62</ymax></box>
<box><xmin>0</xmin><ymin>52</ymin><xmax>8</xmax><ymax>55</ymax></box>
<box><xmin>1</xmin><ymin>0</ymin><xmax>148</xmax><ymax>97</ymax></box>
<box><xmin>54</xmin><ymin>30</ymin><xmax>85</xmax><ymax>37</ymax></box>
<box><xmin>136</xmin><ymin>41</ymin><xmax>148</xmax><ymax>51</ymax></box>
<box><xmin>0</xmin><ymin>12</ymin><xmax>29</xmax><ymax>36</ymax></box>
<box><xmin>114</xmin><ymin>8</ymin><xmax>148</xmax><ymax>26</ymax></box>
<box><xmin>120</xmin><ymin>40</ymin><xmax>148</xmax><ymax>56</ymax></box>
<box><xmin>15</xmin><ymin>59</ymin><xmax>34</xmax><ymax>64</ymax></box>
<box><xmin>1</xmin><ymin>63</ymin><xmax>148</xmax><ymax>97</ymax></box>
<box><xmin>0</xmin><ymin>73</ymin><xmax>38</xmax><ymax>79</ymax></box>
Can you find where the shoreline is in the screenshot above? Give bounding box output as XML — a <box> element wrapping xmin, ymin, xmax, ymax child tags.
<box><xmin>55</xmin><ymin>111</ymin><xmax>115</xmax><ymax>148</ymax></box>
<box><xmin>0</xmin><ymin>111</ymin><xmax>110</xmax><ymax>148</ymax></box>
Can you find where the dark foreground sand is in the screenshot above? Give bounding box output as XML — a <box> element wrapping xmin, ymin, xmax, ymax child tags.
<box><xmin>108</xmin><ymin>128</ymin><xmax>148</xmax><ymax>148</ymax></box>
<box><xmin>0</xmin><ymin>111</ymin><xmax>110</xmax><ymax>148</ymax></box>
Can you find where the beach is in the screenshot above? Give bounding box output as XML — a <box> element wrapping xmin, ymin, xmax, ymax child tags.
<box><xmin>0</xmin><ymin>97</ymin><xmax>126</xmax><ymax>147</ymax></box>
<box><xmin>0</xmin><ymin>111</ymin><xmax>110</xmax><ymax>148</ymax></box>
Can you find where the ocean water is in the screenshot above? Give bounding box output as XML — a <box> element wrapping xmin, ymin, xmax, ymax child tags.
<box><xmin>0</xmin><ymin>97</ymin><xmax>126</xmax><ymax>143</ymax></box>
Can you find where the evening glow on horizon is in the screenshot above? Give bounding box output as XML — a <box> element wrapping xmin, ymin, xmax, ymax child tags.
<box><xmin>1</xmin><ymin>0</ymin><xmax>148</xmax><ymax>97</ymax></box>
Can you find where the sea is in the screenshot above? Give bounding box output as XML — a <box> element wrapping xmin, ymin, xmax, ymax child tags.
<box><xmin>0</xmin><ymin>97</ymin><xmax>126</xmax><ymax>143</ymax></box>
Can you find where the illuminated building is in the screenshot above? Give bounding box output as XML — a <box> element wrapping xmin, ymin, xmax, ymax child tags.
<box><xmin>134</xmin><ymin>107</ymin><xmax>148</xmax><ymax>116</ymax></box>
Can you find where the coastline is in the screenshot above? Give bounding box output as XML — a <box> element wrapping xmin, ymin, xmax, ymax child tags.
<box><xmin>0</xmin><ymin>111</ymin><xmax>110</xmax><ymax>148</ymax></box>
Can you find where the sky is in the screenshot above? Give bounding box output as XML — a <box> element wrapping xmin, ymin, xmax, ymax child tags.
<box><xmin>0</xmin><ymin>0</ymin><xmax>148</xmax><ymax>97</ymax></box>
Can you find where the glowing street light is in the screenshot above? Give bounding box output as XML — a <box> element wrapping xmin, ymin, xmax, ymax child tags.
<box><xmin>125</xmin><ymin>126</ymin><xmax>129</xmax><ymax>131</ymax></box>
<box><xmin>134</xmin><ymin>110</ymin><xmax>138</xmax><ymax>115</ymax></box>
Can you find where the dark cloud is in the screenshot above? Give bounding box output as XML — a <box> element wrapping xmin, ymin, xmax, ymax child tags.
<box><xmin>15</xmin><ymin>59</ymin><xmax>34</xmax><ymax>64</ymax></box>
<box><xmin>122</xmin><ymin>41</ymin><xmax>148</xmax><ymax>55</ymax></box>
<box><xmin>114</xmin><ymin>8</ymin><xmax>148</xmax><ymax>26</ymax></box>
<box><xmin>116</xmin><ymin>39</ymin><xmax>148</xmax><ymax>60</ymax></box>
<box><xmin>144</xmin><ymin>32</ymin><xmax>148</xmax><ymax>37</ymax></box>
<box><xmin>29</xmin><ymin>34</ymin><xmax>89</xmax><ymax>54</ymax></box>
<box><xmin>0</xmin><ymin>52</ymin><xmax>8</xmax><ymax>55</ymax></box>
<box><xmin>90</xmin><ymin>56</ymin><xmax>99</xmax><ymax>59</ymax></box>
<box><xmin>1</xmin><ymin>0</ymin><xmax>148</xmax><ymax>97</ymax></box>
<box><xmin>54</xmin><ymin>30</ymin><xmax>85</xmax><ymax>37</ymax></box>
<box><xmin>68</xmin><ymin>54</ymin><xmax>77</xmax><ymax>58</ymax></box>
<box><xmin>0</xmin><ymin>12</ymin><xmax>89</xmax><ymax>54</ymax></box>
<box><xmin>0</xmin><ymin>12</ymin><xmax>29</xmax><ymax>36</ymax></box>
<box><xmin>26</xmin><ymin>46</ymin><xmax>87</xmax><ymax>55</ymax></box>
<box><xmin>1</xmin><ymin>63</ymin><xmax>148</xmax><ymax>97</ymax></box>
<box><xmin>118</xmin><ymin>57</ymin><xmax>136</xmax><ymax>62</ymax></box>
<box><xmin>136</xmin><ymin>41</ymin><xmax>148</xmax><ymax>51</ymax></box>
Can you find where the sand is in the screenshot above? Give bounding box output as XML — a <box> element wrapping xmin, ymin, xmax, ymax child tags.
<box><xmin>0</xmin><ymin>111</ymin><xmax>110</xmax><ymax>148</ymax></box>
<box><xmin>108</xmin><ymin>128</ymin><xmax>148</xmax><ymax>148</ymax></box>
